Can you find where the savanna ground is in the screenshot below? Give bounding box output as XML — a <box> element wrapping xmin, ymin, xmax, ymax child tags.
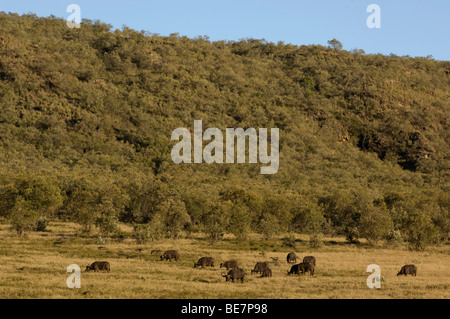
<box><xmin>0</xmin><ymin>222</ymin><xmax>448</xmax><ymax>299</ymax></box>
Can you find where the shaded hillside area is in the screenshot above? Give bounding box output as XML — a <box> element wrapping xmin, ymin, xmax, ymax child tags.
<box><xmin>0</xmin><ymin>13</ymin><xmax>449</xmax><ymax>249</ymax></box>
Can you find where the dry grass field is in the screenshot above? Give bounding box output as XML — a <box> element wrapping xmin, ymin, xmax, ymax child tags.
<box><xmin>0</xmin><ymin>222</ymin><xmax>448</xmax><ymax>299</ymax></box>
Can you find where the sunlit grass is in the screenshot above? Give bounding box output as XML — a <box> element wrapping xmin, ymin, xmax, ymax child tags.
<box><xmin>0</xmin><ymin>222</ymin><xmax>448</xmax><ymax>299</ymax></box>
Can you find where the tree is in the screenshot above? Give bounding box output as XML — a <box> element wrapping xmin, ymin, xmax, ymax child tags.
<box><xmin>431</xmin><ymin>191</ymin><xmax>450</xmax><ymax>243</ymax></box>
<box><xmin>327</xmin><ymin>38</ymin><xmax>343</xmax><ymax>50</ymax></box>
<box><xmin>95</xmin><ymin>183</ymin><xmax>128</xmax><ymax>236</ymax></box>
<box><xmin>10</xmin><ymin>197</ymin><xmax>38</xmax><ymax>236</ymax></box>
<box><xmin>359</xmin><ymin>206</ymin><xmax>394</xmax><ymax>245</ymax></box>
<box><xmin>403</xmin><ymin>208</ymin><xmax>439</xmax><ymax>251</ymax></box>
<box><xmin>227</xmin><ymin>203</ymin><xmax>252</xmax><ymax>241</ymax></box>
<box><xmin>154</xmin><ymin>196</ymin><xmax>191</xmax><ymax>239</ymax></box>
<box><xmin>257</xmin><ymin>195</ymin><xmax>292</xmax><ymax>239</ymax></box>
<box><xmin>66</xmin><ymin>187</ymin><xmax>98</xmax><ymax>233</ymax></box>
<box><xmin>127</xmin><ymin>180</ymin><xmax>169</xmax><ymax>223</ymax></box>
<box><xmin>321</xmin><ymin>189</ymin><xmax>363</xmax><ymax>243</ymax></box>
<box><xmin>202</xmin><ymin>202</ymin><xmax>230</xmax><ymax>242</ymax></box>
<box><xmin>0</xmin><ymin>175</ymin><xmax>63</xmax><ymax>235</ymax></box>
<box><xmin>303</xmin><ymin>202</ymin><xmax>326</xmax><ymax>248</ymax></box>
<box><xmin>0</xmin><ymin>184</ymin><xmax>19</xmax><ymax>219</ymax></box>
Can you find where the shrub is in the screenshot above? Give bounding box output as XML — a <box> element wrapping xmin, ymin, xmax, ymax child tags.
<box><xmin>95</xmin><ymin>236</ymin><xmax>111</xmax><ymax>245</ymax></box>
<box><xmin>95</xmin><ymin>215</ymin><xmax>119</xmax><ymax>237</ymax></box>
<box><xmin>385</xmin><ymin>229</ymin><xmax>404</xmax><ymax>247</ymax></box>
<box><xmin>35</xmin><ymin>216</ymin><xmax>49</xmax><ymax>232</ymax></box>
<box><xmin>404</xmin><ymin>210</ymin><xmax>439</xmax><ymax>251</ymax></box>
<box><xmin>227</xmin><ymin>203</ymin><xmax>251</xmax><ymax>241</ymax></box>
<box><xmin>133</xmin><ymin>224</ymin><xmax>152</xmax><ymax>244</ymax></box>
<box><xmin>359</xmin><ymin>206</ymin><xmax>394</xmax><ymax>245</ymax></box>
<box><xmin>258</xmin><ymin>214</ymin><xmax>282</xmax><ymax>240</ymax></box>
<box><xmin>146</xmin><ymin>214</ymin><xmax>166</xmax><ymax>241</ymax></box>
<box><xmin>66</xmin><ymin>187</ymin><xmax>98</xmax><ymax>233</ymax></box>
<box><xmin>155</xmin><ymin>197</ymin><xmax>191</xmax><ymax>239</ymax></box>
<box><xmin>10</xmin><ymin>198</ymin><xmax>38</xmax><ymax>236</ymax></box>
<box><xmin>302</xmin><ymin>202</ymin><xmax>325</xmax><ymax>248</ymax></box>
<box><xmin>203</xmin><ymin>204</ymin><xmax>229</xmax><ymax>242</ymax></box>
<box><xmin>309</xmin><ymin>234</ymin><xmax>323</xmax><ymax>249</ymax></box>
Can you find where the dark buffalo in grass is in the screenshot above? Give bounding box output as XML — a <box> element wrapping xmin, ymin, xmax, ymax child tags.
<box><xmin>194</xmin><ymin>256</ymin><xmax>215</xmax><ymax>268</ymax></box>
<box><xmin>287</xmin><ymin>264</ymin><xmax>300</xmax><ymax>275</ymax></box>
<box><xmin>397</xmin><ymin>264</ymin><xmax>417</xmax><ymax>276</ymax></box>
<box><xmin>286</xmin><ymin>252</ymin><xmax>299</xmax><ymax>263</ymax></box>
<box><xmin>220</xmin><ymin>260</ymin><xmax>238</xmax><ymax>270</ymax></box>
<box><xmin>302</xmin><ymin>256</ymin><xmax>316</xmax><ymax>266</ymax></box>
<box><xmin>298</xmin><ymin>262</ymin><xmax>315</xmax><ymax>276</ymax></box>
<box><xmin>85</xmin><ymin>261</ymin><xmax>110</xmax><ymax>272</ymax></box>
<box><xmin>222</xmin><ymin>268</ymin><xmax>246</xmax><ymax>283</ymax></box>
<box><xmin>251</xmin><ymin>261</ymin><xmax>270</xmax><ymax>275</ymax></box>
<box><xmin>260</xmin><ymin>268</ymin><xmax>272</xmax><ymax>278</ymax></box>
<box><xmin>160</xmin><ymin>250</ymin><xmax>179</xmax><ymax>261</ymax></box>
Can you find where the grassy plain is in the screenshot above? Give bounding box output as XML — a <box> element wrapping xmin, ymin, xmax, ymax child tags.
<box><xmin>0</xmin><ymin>222</ymin><xmax>448</xmax><ymax>299</ymax></box>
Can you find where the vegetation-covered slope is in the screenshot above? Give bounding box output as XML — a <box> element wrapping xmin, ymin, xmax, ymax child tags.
<box><xmin>0</xmin><ymin>13</ymin><xmax>448</xmax><ymax>249</ymax></box>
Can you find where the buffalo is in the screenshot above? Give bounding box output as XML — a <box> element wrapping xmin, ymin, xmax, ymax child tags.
<box><xmin>260</xmin><ymin>267</ymin><xmax>272</xmax><ymax>278</ymax></box>
<box><xmin>286</xmin><ymin>252</ymin><xmax>299</xmax><ymax>263</ymax></box>
<box><xmin>397</xmin><ymin>264</ymin><xmax>417</xmax><ymax>276</ymax></box>
<box><xmin>220</xmin><ymin>260</ymin><xmax>238</xmax><ymax>270</ymax></box>
<box><xmin>160</xmin><ymin>250</ymin><xmax>179</xmax><ymax>262</ymax></box>
<box><xmin>85</xmin><ymin>261</ymin><xmax>110</xmax><ymax>273</ymax></box>
<box><xmin>302</xmin><ymin>256</ymin><xmax>316</xmax><ymax>266</ymax></box>
<box><xmin>222</xmin><ymin>268</ymin><xmax>246</xmax><ymax>283</ymax></box>
<box><xmin>298</xmin><ymin>262</ymin><xmax>315</xmax><ymax>276</ymax></box>
<box><xmin>194</xmin><ymin>256</ymin><xmax>215</xmax><ymax>268</ymax></box>
<box><xmin>287</xmin><ymin>263</ymin><xmax>301</xmax><ymax>275</ymax></box>
<box><xmin>288</xmin><ymin>262</ymin><xmax>314</xmax><ymax>276</ymax></box>
<box><xmin>251</xmin><ymin>261</ymin><xmax>270</xmax><ymax>275</ymax></box>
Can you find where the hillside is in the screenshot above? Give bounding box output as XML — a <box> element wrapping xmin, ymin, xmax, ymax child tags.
<box><xmin>0</xmin><ymin>13</ymin><xmax>449</xmax><ymax>248</ymax></box>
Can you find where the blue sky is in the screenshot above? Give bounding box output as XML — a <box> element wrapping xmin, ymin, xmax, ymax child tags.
<box><xmin>2</xmin><ymin>0</ymin><xmax>449</xmax><ymax>61</ymax></box>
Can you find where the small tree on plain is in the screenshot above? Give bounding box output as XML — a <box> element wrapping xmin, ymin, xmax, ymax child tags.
<box><xmin>10</xmin><ymin>198</ymin><xmax>38</xmax><ymax>236</ymax></box>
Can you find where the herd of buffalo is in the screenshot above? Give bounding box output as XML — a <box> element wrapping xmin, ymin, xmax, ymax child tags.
<box><xmin>85</xmin><ymin>250</ymin><xmax>418</xmax><ymax>283</ymax></box>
